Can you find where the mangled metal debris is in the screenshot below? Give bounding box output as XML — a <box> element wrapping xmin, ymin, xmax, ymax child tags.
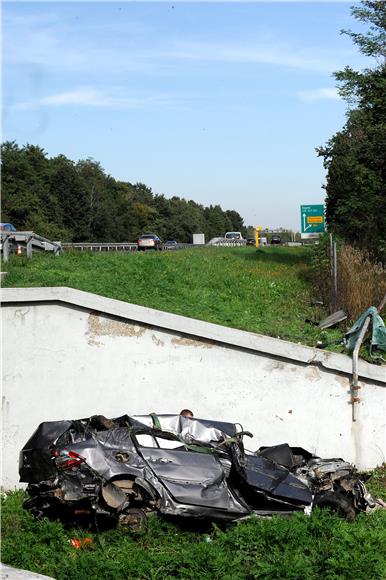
<box><xmin>318</xmin><ymin>309</ymin><xmax>347</xmax><ymax>330</ymax></box>
<box><xmin>19</xmin><ymin>413</ymin><xmax>382</xmax><ymax>529</ymax></box>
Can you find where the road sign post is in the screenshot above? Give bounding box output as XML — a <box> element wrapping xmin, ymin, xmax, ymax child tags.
<box><xmin>255</xmin><ymin>226</ymin><xmax>262</xmax><ymax>248</ymax></box>
<box><xmin>300</xmin><ymin>205</ymin><xmax>325</xmax><ymax>239</ymax></box>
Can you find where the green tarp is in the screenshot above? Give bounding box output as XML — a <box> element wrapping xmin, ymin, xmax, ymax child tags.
<box><xmin>343</xmin><ymin>306</ymin><xmax>386</xmax><ymax>358</ymax></box>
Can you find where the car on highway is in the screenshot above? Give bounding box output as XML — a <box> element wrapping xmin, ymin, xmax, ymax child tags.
<box><xmin>164</xmin><ymin>240</ymin><xmax>178</xmax><ymax>250</ymax></box>
<box><xmin>0</xmin><ymin>223</ymin><xmax>17</xmax><ymax>253</ymax></box>
<box><xmin>20</xmin><ymin>412</ymin><xmax>382</xmax><ymax>530</ymax></box>
<box><xmin>137</xmin><ymin>233</ymin><xmax>162</xmax><ymax>251</ymax></box>
<box><xmin>270</xmin><ymin>234</ymin><xmax>282</xmax><ymax>245</ymax></box>
<box><xmin>0</xmin><ymin>223</ymin><xmax>17</xmax><ymax>232</ymax></box>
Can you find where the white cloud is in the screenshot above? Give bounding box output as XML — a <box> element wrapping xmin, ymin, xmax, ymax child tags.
<box><xmin>297</xmin><ymin>87</ymin><xmax>340</xmax><ymax>102</ymax></box>
<box><xmin>3</xmin><ymin>9</ymin><xmax>362</xmax><ymax>75</ymax></box>
<box><xmin>165</xmin><ymin>41</ymin><xmax>345</xmax><ymax>74</ymax></box>
<box><xmin>3</xmin><ymin>11</ymin><xmax>154</xmax><ymax>73</ymax></box>
<box><xmin>12</xmin><ymin>87</ymin><xmax>179</xmax><ymax>110</ymax></box>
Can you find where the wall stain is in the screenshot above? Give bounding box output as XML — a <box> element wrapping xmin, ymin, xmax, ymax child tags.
<box><xmin>335</xmin><ymin>375</ymin><xmax>349</xmax><ymax>388</ymax></box>
<box><xmin>87</xmin><ymin>312</ymin><xmax>146</xmax><ymax>346</ymax></box>
<box><xmin>305</xmin><ymin>366</ymin><xmax>320</xmax><ymax>381</ymax></box>
<box><xmin>269</xmin><ymin>361</ymin><xmax>286</xmax><ymax>371</ymax></box>
<box><xmin>171</xmin><ymin>336</ymin><xmax>213</xmax><ymax>348</ymax></box>
<box><xmin>152</xmin><ymin>334</ymin><xmax>165</xmax><ymax>347</ymax></box>
<box><xmin>14</xmin><ymin>307</ymin><xmax>30</xmax><ymax>322</ymax></box>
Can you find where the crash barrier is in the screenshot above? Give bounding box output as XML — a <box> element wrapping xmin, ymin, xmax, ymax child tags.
<box><xmin>61</xmin><ymin>242</ymin><xmax>206</xmax><ymax>252</ymax></box>
<box><xmin>207</xmin><ymin>238</ymin><xmax>247</xmax><ymax>246</ymax></box>
<box><xmin>1</xmin><ymin>231</ymin><xmax>61</xmax><ymax>262</ymax></box>
<box><xmin>62</xmin><ymin>242</ymin><xmax>138</xmax><ymax>252</ymax></box>
<box><xmin>162</xmin><ymin>243</ymin><xmax>205</xmax><ymax>251</ymax></box>
<box><xmin>2</xmin><ymin>286</ymin><xmax>385</xmax><ymax>488</ymax></box>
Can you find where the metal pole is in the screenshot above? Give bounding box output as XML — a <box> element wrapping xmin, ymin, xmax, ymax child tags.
<box><xmin>329</xmin><ymin>234</ymin><xmax>333</xmax><ymax>278</ymax></box>
<box><xmin>351</xmin><ymin>317</ymin><xmax>370</xmax><ymax>422</ymax></box>
<box><xmin>333</xmin><ymin>242</ymin><xmax>338</xmax><ymax>311</ymax></box>
<box><xmin>2</xmin><ymin>235</ymin><xmax>10</xmax><ymax>262</ymax></box>
<box><xmin>351</xmin><ymin>292</ymin><xmax>386</xmax><ymax>421</ymax></box>
<box><xmin>26</xmin><ymin>236</ymin><xmax>33</xmax><ymax>259</ymax></box>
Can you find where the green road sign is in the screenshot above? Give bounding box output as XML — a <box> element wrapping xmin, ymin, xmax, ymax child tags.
<box><xmin>300</xmin><ymin>204</ymin><xmax>325</xmax><ymax>239</ymax></box>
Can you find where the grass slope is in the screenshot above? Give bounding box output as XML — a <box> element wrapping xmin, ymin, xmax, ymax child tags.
<box><xmin>2</xmin><ymin>489</ymin><xmax>386</xmax><ymax>580</ymax></box>
<box><xmin>3</xmin><ymin>247</ymin><xmax>341</xmax><ymax>347</ymax></box>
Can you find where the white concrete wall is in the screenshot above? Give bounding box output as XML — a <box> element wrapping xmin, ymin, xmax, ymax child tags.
<box><xmin>2</xmin><ymin>287</ymin><xmax>385</xmax><ymax>488</ymax></box>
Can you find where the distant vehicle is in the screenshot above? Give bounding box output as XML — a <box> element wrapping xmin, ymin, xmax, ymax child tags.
<box><xmin>0</xmin><ymin>223</ymin><xmax>16</xmax><ymax>232</ymax></box>
<box><xmin>137</xmin><ymin>233</ymin><xmax>162</xmax><ymax>251</ymax></box>
<box><xmin>224</xmin><ymin>232</ymin><xmax>243</xmax><ymax>240</ymax></box>
<box><xmin>270</xmin><ymin>234</ymin><xmax>282</xmax><ymax>245</ymax></box>
<box><xmin>246</xmin><ymin>237</ymin><xmax>267</xmax><ymax>247</ymax></box>
<box><xmin>164</xmin><ymin>240</ymin><xmax>178</xmax><ymax>250</ymax></box>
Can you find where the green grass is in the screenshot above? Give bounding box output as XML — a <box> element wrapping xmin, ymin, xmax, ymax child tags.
<box><xmin>2</xmin><ymin>487</ymin><xmax>386</xmax><ymax>580</ymax></box>
<box><xmin>3</xmin><ymin>247</ymin><xmax>343</xmax><ymax>347</ymax></box>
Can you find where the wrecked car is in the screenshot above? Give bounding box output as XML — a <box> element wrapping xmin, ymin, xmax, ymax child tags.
<box><xmin>19</xmin><ymin>413</ymin><xmax>380</xmax><ymax>529</ymax></box>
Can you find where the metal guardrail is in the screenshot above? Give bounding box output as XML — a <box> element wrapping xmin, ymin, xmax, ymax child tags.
<box><xmin>1</xmin><ymin>231</ymin><xmax>61</xmax><ymax>261</ymax></box>
<box><xmin>207</xmin><ymin>238</ymin><xmax>247</xmax><ymax>247</ymax></box>
<box><xmin>62</xmin><ymin>242</ymin><xmax>138</xmax><ymax>252</ymax></box>
<box><xmin>2</xmin><ymin>234</ymin><xmax>248</xmax><ymax>260</ymax></box>
<box><xmin>62</xmin><ymin>242</ymin><xmax>206</xmax><ymax>252</ymax></box>
<box><xmin>162</xmin><ymin>243</ymin><xmax>205</xmax><ymax>250</ymax></box>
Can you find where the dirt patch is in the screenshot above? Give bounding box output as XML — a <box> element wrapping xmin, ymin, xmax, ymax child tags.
<box><xmin>171</xmin><ymin>336</ymin><xmax>214</xmax><ymax>348</ymax></box>
<box><xmin>87</xmin><ymin>312</ymin><xmax>146</xmax><ymax>345</ymax></box>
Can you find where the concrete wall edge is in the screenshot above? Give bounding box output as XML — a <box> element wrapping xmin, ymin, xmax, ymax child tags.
<box><xmin>2</xmin><ymin>286</ymin><xmax>385</xmax><ymax>384</ymax></box>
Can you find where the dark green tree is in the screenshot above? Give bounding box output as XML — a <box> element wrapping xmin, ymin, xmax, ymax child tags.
<box><xmin>204</xmin><ymin>205</ymin><xmax>233</xmax><ymax>240</ymax></box>
<box><xmin>1</xmin><ymin>143</ymin><xmax>247</xmax><ymax>244</ymax></box>
<box><xmin>317</xmin><ymin>1</ymin><xmax>386</xmax><ymax>261</ymax></box>
<box><xmin>225</xmin><ymin>210</ymin><xmax>247</xmax><ymax>236</ymax></box>
<box><xmin>50</xmin><ymin>155</ymin><xmax>89</xmax><ymax>241</ymax></box>
<box><xmin>1</xmin><ymin>141</ymin><xmax>69</xmax><ymax>239</ymax></box>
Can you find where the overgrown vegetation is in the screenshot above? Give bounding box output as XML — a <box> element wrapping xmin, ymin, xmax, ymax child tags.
<box><xmin>317</xmin><ymin>1</ymin><xmax>386</xmax><ymax>262</ymax></box>
<box><xmin>2</xmin><ymin>483</ymin><xmax>386</xmax><ymax>580</ymax></box>
<box><xmin>312</xmin><ymin>234</ymin><xmax>386</xmax><ymax>321</ymax></box>
<box><xmin>337</xmin><ymin>244</ymin><xmax>386</xmax><ymax>319</ymax></box>
<box><xmin>3</xmin><ymin>246</ymin><xmax>344</xmax><ymax>347</ymax></box>
<box><xmin>1</xmin><ymin>141</ymin><xmax>248</xmax><ymax>243</ymax></box>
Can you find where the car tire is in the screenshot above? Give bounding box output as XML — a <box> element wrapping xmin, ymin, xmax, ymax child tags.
<box><xmin>118</xmin><ymin>507</ymin><xmax>147</xmax><ymax>532</ymax></box>
<box><xmin>313</xmin><ymin>491</ymin><xmax>356</xmax><ymax>521</ymax></box>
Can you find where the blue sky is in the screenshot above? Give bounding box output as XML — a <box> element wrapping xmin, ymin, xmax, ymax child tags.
<box><xmin>3</xmin><ymin>1</ymin><xmax>368</xmax><ymax>230</ymax></box>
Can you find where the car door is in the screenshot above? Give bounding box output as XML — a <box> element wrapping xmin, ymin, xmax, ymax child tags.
<box><xmin>136</xmin><ymin>436</ymin><xmax>237</xmax><ymax>510</ymax></box>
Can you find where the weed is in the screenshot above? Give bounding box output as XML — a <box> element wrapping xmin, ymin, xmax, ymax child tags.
<box><xmin>312</xmin><ymin>237</ymin><xmax>386</xmax><ymax>321</ymax></box>
<box><xmin>337</xmin><ymin>244</ymin><xmax>386</xmax><ymax>320</ymax></box>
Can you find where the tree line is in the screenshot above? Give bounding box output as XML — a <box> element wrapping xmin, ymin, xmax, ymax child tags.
<box><xmin>317</xmin><ymin>1</ymin><xmax>386</xmax><ymax>263</ymax></box>
<box><xmin>1</xmin><ymin>142</ymin><xmax>248</xmax><ymax>243</ymax></box>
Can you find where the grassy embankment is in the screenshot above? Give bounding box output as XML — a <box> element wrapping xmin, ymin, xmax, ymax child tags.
<box><xmin>3</xmin><ymin>246</ymin><xmax>343</xmax><ymax>347</ymax></box>
<box><xmin>2</xmin><ymin>247</ymin><xmax>386</xmax><ymax>577</ymax></box>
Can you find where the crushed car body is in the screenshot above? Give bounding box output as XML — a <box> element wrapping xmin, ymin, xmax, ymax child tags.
<box><xmin>19</xmin><ymin>413</ymin><xmax>381</xmax><ymax>527</ymax></box>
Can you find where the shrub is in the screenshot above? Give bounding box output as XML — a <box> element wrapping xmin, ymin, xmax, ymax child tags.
<box><xmin>312</xmin><ymin>237</ymin><xmax>386</xmax><ymax>321</ymax></box>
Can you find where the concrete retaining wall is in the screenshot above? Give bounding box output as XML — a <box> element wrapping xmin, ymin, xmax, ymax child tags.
<box><xmin>2</xmin><ymin>287</ymin><xmax>385</xmax><ymax>488</ymax></box>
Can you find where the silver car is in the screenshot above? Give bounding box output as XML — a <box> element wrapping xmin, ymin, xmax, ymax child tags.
<box><xmin>20</xmin><ymin>413</ymin><xmax>380</xmax><ymax>529</ymax></box>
